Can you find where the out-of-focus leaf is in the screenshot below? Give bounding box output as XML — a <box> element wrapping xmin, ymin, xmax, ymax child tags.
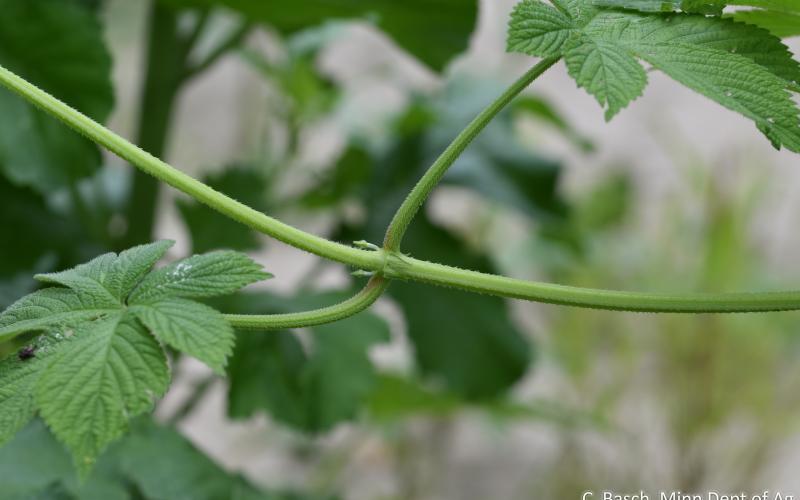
<box><xmin>366</xmin><ymin>374</ymin><xmax>461</xmax><ymax>421</ymax></box>
<box><xmin>0</xmin><ymin>420</ymin><xmax>128</xmax><ymax>500</ymax></box>
<box><xmin>0</xmin><ymin>418</ymin><xmax>296</xmax><ymax>499</ymax></box>
<box><xmin>427</xmin><ymin>78</ymin><xmax>569</xmax><ymax>220</ymax></box>
<box><xmin>0</xmin><ymin>0</ymin><xmax>113</xmax><ymax>193</ymax></box>
<box><xmin>226</xmin><ymin>291</ymin><xmax>390</xmax><ymax>433</ymax></box>
<box><xmin>243</xmin><ymin>49</ymin><xmax>339</xmax><ymax>125</ymax></box>
<box><xmin>388</xmin><ymin>216</ymin><xmax>533</xmax><ymax>400</ymax></box>
<box><xmin>314</xmin><ymin>79</ymin><xmax>569</xmax><ymax>224</ymax></box>
<box><xmin>367</xmin><ymin>374</ymin><xmax>607</xmax><ymax>427</ymax></box>
<box><xmin>118</xmin><ymin>420</ymin><xmax>272</xmax><ymax>500</ymax></box>
<box><xmin>159</xmin><ymin>0</ymin><xmax>477</xmax><ymax>71</ymax></box>
<box><xmin>573</xmin><ymin>173</ymin><xmax>632</xmax><ymax>232</ymax></box>
<box><xmin>0</xmin><ymin>178</ymin><xmax>83</xmax><ymax>280</ymax></box>
<box><xmin>178</xmin><ymin>168</ymin><xmax>270</xmax><ymax>253</ymax></box>
<box><xmin>300</xmin><ymin>145</ymin><xmax>372</xmax><ymax>208</ymax></box>
<box><xmin>513</xmin><ymin>96</ymin><xmax>595</xmax><ymax>152</ymax></box>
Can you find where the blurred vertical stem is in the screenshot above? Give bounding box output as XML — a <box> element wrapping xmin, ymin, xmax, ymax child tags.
<box><xmin>121</xmin><ymin>2</ymin><xmax>186</xmax><ymax>249</ymax></box>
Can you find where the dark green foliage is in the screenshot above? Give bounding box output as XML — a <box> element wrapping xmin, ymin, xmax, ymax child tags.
<box><xmin>159</xmin><ymin>0</ymin><xmax>478</xmax><ymax>71</ymax></box>
<box><xmin>178</xmin><ymin>168</ymin><xmax>270</xmax><ymax>253</ymax></box>
<box><xmin>225</xmin><ymin>291</ymin><xmax>391</xmax><ymax>432</ymax></box>
<box><xmin>390</xmin><ymin>217</ymin><xmax>533</xmax><ymax>399</ymax></box>
<box><xmin>0</xmin><ymin>0</ymin><xmax>113</xmax><ymax>193</ymax></box>
<box><xmin>0</xmin><ymin>419</ymin><xmax>316</xmax><ymax>500</ymax></box>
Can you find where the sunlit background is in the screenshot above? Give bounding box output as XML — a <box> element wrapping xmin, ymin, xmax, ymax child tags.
<box><xmin>3</xmin><ymin>0</ymin><xmax>800</xmax><ymax>499</ymax></box>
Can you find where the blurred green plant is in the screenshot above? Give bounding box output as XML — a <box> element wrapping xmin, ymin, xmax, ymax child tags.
<box><xmin>0</xmin><ymin>0</ymin><xmax>799</xmax><ymax>495</ymax></box>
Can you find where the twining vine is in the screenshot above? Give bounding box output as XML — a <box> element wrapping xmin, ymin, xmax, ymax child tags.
<box><xmin>0</xmin><ymin>0</ymin><xmax>799</xmax><ymax>474</ymax></box>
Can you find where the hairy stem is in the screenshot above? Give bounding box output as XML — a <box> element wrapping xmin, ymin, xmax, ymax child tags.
<box><xmin>0</xmin><ymin>65</ymin><xmax>382</xmax><ymax>270</ymax></box>
<box><xmin>226</xmin><ymin>276</ymin><xmax>389</xmax><ymax>330</ymax></box>
<box><xmin>382</xmin><ymin>56</ymin><xmax>560</xmax><ymax>250</ymax></box>
<box><xmin>4</xmin><ymin>62</ymin><xmax>800</xmax><ymax>315</ymax></box>
<box><xmin>386</xmin><ymin>255</ymin><xmax>800</xmax><ymax>313</ymax></box>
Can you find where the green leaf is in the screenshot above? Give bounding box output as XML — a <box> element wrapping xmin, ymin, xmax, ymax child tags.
<box><xmin>0</xmin><ymin>419</ymin><xmax>131</xmax><ymax>500</ymax></box>
<box><xmin>0</xmin><ymin>419</ymin><xmax>284</xmax><ymax>500</ymax></box>
<box><xmin>117</xmin><ymin>420</ymin><xmax>273</xmax><ymax>500</ymax></box>
<box><xmin>0</xmin><ymin>0</ymin><xmax>113</xmax><ymax>193</ymax></box>
<box><xmin>564</xmin><ymin>35</ymin><xmax>648</xmax><ymax>120</ymax></box>
<box><xmin>591</xmin><ymin>0</ymin><xmax>725</xmax><ymax>14</ymax></box>
<box><xmin>178</xmin><ymin>167</ymin><xmax>269</xmax><ymax>253</ymax></box>
<box><xmin>388</xmin><ymin>217</ymin><xmax>533</xmax><ymax>400</ymax></box>
<box><xmin>129</xmin><ymin>250</ymin><xmax>270</xmax><ymax>303</ymax></box>
<box><xmin>0</xmin><ymin>244</ymin><xmax>268</xmax><ymax>473</ymax></box>
<box><xmin>0</xmin><ymin>336</ymin><xmax>59</xmax><ymax>447</ymax></box>
<box><xmin>591</xmin><ymin>0</ymin><xmax>800</xmax><ymax>36</ymax></box>
<box><xmin>36</xmin><ymin>241</ymin><xmax>175</xmax><ymax>304</ymax></box>
<box><xmin>0</xmin><ymin>177</ymin><xmax>84</xmax><ymax>281</ymax></box>
<box><xmin>226</xmin><ymin>291</ymin><xmax>390</xmax><ymax>433</ymax></box>
<box><xmin>321</xmin><ymin>82</ymin><xmax>568</xmax><ymax>230</ymax></box>
<box><xmin>366</xmin><ymin>374</ymin><xmax>461</xmax><ymax>422</ymax></box>
<box><xmin>159</xmin><ymin>0</ymin><xmax>477</xmax><ymax>72</ymax></box>
<box><xmin>508</xmin><ymin>0</ymin><xmax>800</xmax><ymax>151</ymax></box>
<box><xmin>131</xmin><ymin>298</ymin><xmax>234</xmax><ymax>374</ymax></box>
<box><xmin>35</xmin><ymin>315</ymin><xmax>169</xmax><ymax>476</ymax></box>
<box><xmin>0</xmin><ymin>287</ymin><xmax>119</xmax><ymax>343</ymax></box>
<box><xmin>513</xmin><ymin>96</ymin><xmax>595</xmax><ymax>152</ymax></box>
<box><xmin>507</xmin><ymin>0</ymin><xmax>577</xmax><ymax>57</ymax></box>
<box><xmin>427</xmin><ymin>79</ymin><xmax>569</xmax><ymax>219</ymax></box>
<box><xmin>734</xmin><ymin>9</ymin><xmax>800</xmax><ymax>37</ymax></box>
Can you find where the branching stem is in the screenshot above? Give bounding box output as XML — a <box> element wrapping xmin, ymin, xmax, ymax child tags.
<box><xmin>3</xmin><ymin>60</ymin><xmax>800</xmax><ymax>324</ymax></box>
<box><xmin>382</xmin><ymin>56</ymin><xmax>560</xmax><ymax>250</ymax></box>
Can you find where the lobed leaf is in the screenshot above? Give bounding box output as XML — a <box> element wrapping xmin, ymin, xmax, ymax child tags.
<box><xmin>590</xmin><ymin>0</ymin><xmax>800</xmax><ymax>37</ymax></box>
<box><xmin>129</xmin><ymin>250</ymin><xmax>270</xmax><ymax>303</ymax></box>
<box><xmin>507</xmin><ymin>0</ymin><xmax>577</xmax><ymax>57</ymax></box>
<box><xmin>35</xmin><ymin>315</ymin><xmax>170</xmax><ymax>477</ymax></box>
<box><xmin>0</xmin><ymin>243</ymin><xmax>270</xmax><ymax>473</ymax></box>
<box><xmin>507</xmin><ymin>0</ymin><xmax>800</xmax><ymax>151</ymax></box>
<box><xmin>563</xmin><ymin>36</ymin><xmax>648</xmax><ymax>120</ymax></box>
<box><xmin>131</xmin><ymin>298</ymin><xmax>234</xmax><ymax>374</ymax></box>
<box><xmin>0</xmin><ymin>287</ymin><xmax>119</xmax><ymax>343</ymax></box>
<box><xmin>35</xmin><ymin>241</ymin><xmax>174</xmax><ymax>304</ymax></box>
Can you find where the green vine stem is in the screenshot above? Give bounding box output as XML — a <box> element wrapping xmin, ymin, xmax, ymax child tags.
<box><xmin>383</xmin><ymin>56</ymin><xmax>560</xmax><ymax>250</ymax></box>
<box><xmin>387</xmin><ymin>255</ymin><xmax>800</xmax><ymax>313</ymax></box>
<box><xmin>226</xmin><ymin>276</ymin><xmax>389</xmax><ymax>330</ymax></box>
<box><xmin>4</xmin><ymin>62</ymin><xmax>800</xmax><ymax>316</ymax></box>
<box><xmin>0</xmin><ymin>66</ymin><xmax>383</xmax><ymax>271</ymax></box>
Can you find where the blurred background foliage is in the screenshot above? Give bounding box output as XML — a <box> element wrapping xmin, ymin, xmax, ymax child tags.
<box><xmin>1</xmin><ymin>0</ymin><xmax>800</xmax><ymax>499</ymax></box>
